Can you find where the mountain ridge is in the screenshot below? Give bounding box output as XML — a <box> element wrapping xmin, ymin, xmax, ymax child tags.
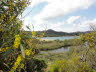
<box><xmin>24</xmin><ymin>29</ymin><xmax>92</xmax><ymax>37</ymax></box>
<box><xmin>35</xmin><ymin>29</ymin><xmax>92</xmax><ymax>37</ymax></box>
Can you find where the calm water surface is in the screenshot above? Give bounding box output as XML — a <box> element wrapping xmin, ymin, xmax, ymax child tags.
<box><xmin>41</xmin><ymin>36</ymin><xmax>78</xmax><ymax>41</ymax></box>
<box><xmin>41</xmin><ymin>47</ymin><xmax>70</xmax><ymax>53</ymax></box>
<box><xmin>41</xmin><ymin>36</ymin><xmax>78</xmax><ymax>53</ymax></box>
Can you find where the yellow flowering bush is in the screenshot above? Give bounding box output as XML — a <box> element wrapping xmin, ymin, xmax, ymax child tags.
<box><xmin>13</xmin><ymin>34</ymin><xmax>21</xmax><ymax>48</ymax></box>
<box><xmin>25</xmin><ymin>49</ymin><xmax>31</xmax><ymax>56</ymax></box>
<box><xmin>0</xmin><ymin>0</ymin><xmax>47</xmax><ymax>72</ymax></box>
<box><xmin>10</xmin><ymin>54</ymin><xmax>22</xmax><ymax>72</ymax></box>
<box><xmin>0</xmin><ymin>47</ymin><xmax>9</xmax><ymax>52</ymax></box>
<box><xmin>40</xmin><ymin>33</ymin><xmax>45</xmax><ymax>37</ymax></box>
<box><xmin>32</xmin><ymin>31</ymin><xmax>36</xmax><ymax>37</ymax></box>
<box><xmin>25</xmin><ymin>49</ymin><xmax>35</xmax><ymax>56</ymax></box>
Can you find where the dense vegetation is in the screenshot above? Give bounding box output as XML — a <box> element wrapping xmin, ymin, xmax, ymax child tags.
<box><xmin>0</xmin><ymin>0</ymin><xmax>47</xmax><ymax>72</ymax></box>
<box><xmin>36</xmin><ymin>39</ymin><xmax>81</xmax><ymax>50</ymax></box>
<box><xmin>0</xmin><ymin>0</ymin><xmax>96</xmax><ymax>72</ymax></box>
<box><xmin>35</xmin><ymin>32</ymin><xmax>96</xmax><ymax>72</ymax></box>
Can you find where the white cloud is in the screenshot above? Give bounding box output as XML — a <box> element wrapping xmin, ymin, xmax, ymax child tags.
<box><xmin>76</xmin><ymin>19</ymin><xmax>96</xmax><ymax>27</ymax></box>
<box><xmin>31</xmin><ymin>0</ymin><xmax>96</xmax><ymax>32</ymax></box>
<box><xmin>33</xmin><ymin>0</ymin><xmax>96</xmax><ymax>20</ymax></box>
<box><xmin>67</xmin><ymin>16</ymin><xmax>81</xmax><ymax>24</ymax></box>
<box><xmin>73</xmin><ymin>18</ymin><xmax>96</xmax><ymax>31</ymax></box>
<box><xmin>23</xmin><ymin>0</ymin><xmax>96</xmax><ymax>32</ymax></box>
<box><xmin>50</xmin><ymin>22</ymin><xmax>65</xmax><ymax>28</ymax></box>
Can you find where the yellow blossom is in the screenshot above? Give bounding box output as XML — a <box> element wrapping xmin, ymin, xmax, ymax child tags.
<box><xmin>40</xmin><ymin>33</ymin><xmax>45</xmax><ymax>37</ymax></box>
<box><xmin>32</xmin><ymin>31</ymin><xmax>36</xmax><ymax>37</ymax></box>
<box><xmin>10</xmin><ymin>54</ymin><xmax>22</xmax><ymax>72</ymax></box>
<box><xmin>0</xmin><ymin>47</ymin><xmax>9</xmax><ymax>52</ymax></box>
<box><xmin>25</xmin><ymin>49</ymin><xmax>31</xmax><ymax>56</ymax></box>
<box><xmin>13</xmin><ymin>34</ymin><xmax>21</xmax><ymax>48</ymax></box>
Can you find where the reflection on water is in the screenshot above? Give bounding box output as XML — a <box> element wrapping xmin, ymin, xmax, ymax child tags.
<box><xmin>41</xmin><ymin>47</ymin><xmax>70</xmax><ymax>53</ymax></box>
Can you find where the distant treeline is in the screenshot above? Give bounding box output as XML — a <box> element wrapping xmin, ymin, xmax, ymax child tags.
<box><xmin>24</xmin><ymin>29</ymin><xmax>92</xmax><ymax>37</ymax></box>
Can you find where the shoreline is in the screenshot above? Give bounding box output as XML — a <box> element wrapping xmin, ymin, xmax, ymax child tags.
<box><xmin>40</xmin><ymin>45</ymin><xmax>71</xmax><ymax>51</ymax></box>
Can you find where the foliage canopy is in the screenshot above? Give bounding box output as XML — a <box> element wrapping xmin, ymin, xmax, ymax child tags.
<box><xmin>0</xmin><ymin>0</ymin><xmax>47</xmax><ymax>72</ymax></box>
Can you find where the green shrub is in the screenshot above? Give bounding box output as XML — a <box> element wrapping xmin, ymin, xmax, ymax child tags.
<box><xmin>49</xmin><ymin>55</ymin><xmax>91</xmax><ymax>72</ymax></box>
<box><xmin>0</xmin><ymin>0</ymin><xmax>47</xmax><ymax>72</ymax></box>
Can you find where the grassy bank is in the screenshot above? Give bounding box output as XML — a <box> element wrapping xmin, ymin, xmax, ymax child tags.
<box><xmin>35</xmin><ymin>32</ymin><xmax>96</xmax><ymax>72</ymax></box>
<box><xmin>35</xmin><ymin>52</ymin><xmax>69</xmax><ymax>63</ymax></box>
<box><xmin>35</xmin><ymin>45</ymin><xmax>95</xmax><ymax>72</ymax></box>
<box><xmin>35</xmin><ymin>46</ymin><xmax>79</xmax><ymax>72</ymax></box>
<box><xmin>37</xmin><ymin>38</ymin><xmax>81</xmax><ymax>51</ymax></box>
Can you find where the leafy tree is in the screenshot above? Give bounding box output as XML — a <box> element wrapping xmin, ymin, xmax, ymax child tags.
<box><xmin>0</xmin><ymin>0</ymin><xmax>47</xmax><ymax>72</ymax></box>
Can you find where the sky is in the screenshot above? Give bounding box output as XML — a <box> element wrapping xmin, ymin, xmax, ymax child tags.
<box><xmin>22</xmin><ymin>0</ymin><xmax>96</xmax><ymax>32</ymax></box>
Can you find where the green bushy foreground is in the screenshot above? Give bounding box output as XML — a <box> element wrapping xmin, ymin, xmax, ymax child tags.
<box><xmin>49</xmin><ymin>53</ymin><xmax>96</xmax><ymax>72</ymax></box>
<box><xmin>47</xmin><ymin>32</ymin><xmax>96</xmax><ymax>72</ymax></box>
<box><xmin>49</xmin><ymin>56</ymin><xmax>91</xmax><ymax>72</ymax></box>
<box><xmin>0</xmin><ymin>0</ymin><xmax>47</xmax><ymax>72</ymax></box>
<box><xmin>35</xmin><ymin>32</ymin><xmax>96</xmax><ymax>72</ymax></box>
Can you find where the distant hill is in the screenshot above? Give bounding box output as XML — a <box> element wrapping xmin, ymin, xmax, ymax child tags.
<box><xmin>36</xmin><ymin>29</ymin><xmax>91</xmax><ymax>37</ymax></box>
<box><xmin>24</xmin><ymin>29</ymin><xmax>92</xmax><ymax>37</ymax></box>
